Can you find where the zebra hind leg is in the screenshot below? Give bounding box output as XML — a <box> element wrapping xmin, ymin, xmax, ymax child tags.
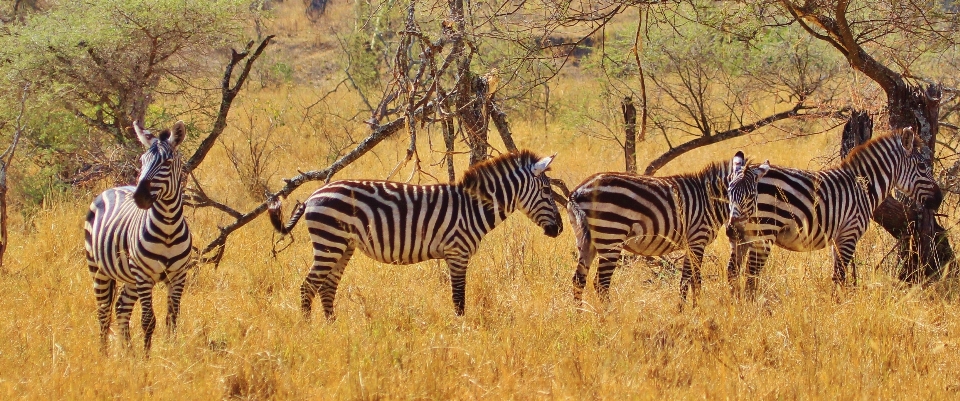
<box><xmin>300</xmin><ymin>242</ymin><xmax>355</xmax><ymax>321</ymax></box>
<box><xmin>165</xmin><ymin>270</ymin><xmax>188</xmax><ymax>337</ymax></box>
<box><xmin>571</xmin><ymin>251</ymin><xmax>594</xmax><ymax>305</ymax></box>
<box><xmin>91</xmin><ymin>272</ymin><xmax>116</xmax><ymax>354</ymax></box>
<box><xmin>114</xmin><ymin>284</ymin><xmax>138</xmax><ymax>349</ymax></box>
<box><xmin>318</xmin><ymin>246</ymin><xmax>355</xmax><ymax>321</ymax></box>
<box><xmin>592</xmin><ymin>249</ymin><xmax>622</xmax><ymax>303</ymax></box>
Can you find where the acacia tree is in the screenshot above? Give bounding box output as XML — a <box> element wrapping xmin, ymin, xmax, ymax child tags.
<box><xmin>758</xmin><ymin>0</ymin><xmax>958</xmax><ymax>280</ymax></box>
<box><xmin>3</xmin><ymin>0</ymin><xmax>251</xmax><ymax>182</ymax></box>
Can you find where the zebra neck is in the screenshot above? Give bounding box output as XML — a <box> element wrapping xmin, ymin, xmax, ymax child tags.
<box><xmin>462</xmin><ymin>188</ymin><xmax>510</xmax><ymax>233</ymax></box>
<box><xmin>150</xmin><ymin>191</ymin><xmax>185</xmax><ymax>224</ymax></box>
<box><xmin>843</xmin><ymin>145</ymin><xmax>896</xmax><ymax>208</ymax></box>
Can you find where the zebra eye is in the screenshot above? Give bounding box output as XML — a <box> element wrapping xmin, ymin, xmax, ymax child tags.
<box><xmin>917</xmin><ymin>161</ymin><xmax>927</xmax><ymax>170</ymax></box>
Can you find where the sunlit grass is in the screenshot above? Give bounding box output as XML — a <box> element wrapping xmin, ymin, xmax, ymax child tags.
<box><xmin>1</xmin><ymin>1</ymin><xmax>959</xmax><ymax>398</ymax></box>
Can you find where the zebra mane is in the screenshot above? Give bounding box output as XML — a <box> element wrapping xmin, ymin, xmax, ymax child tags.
<box><xmin>459</xmin><ymin>150</ymin><xmax>542</xmax><ymax>194</ymax></box>
<box><xmin>675</xmin><ymin>159</ymin><xmax>737</xmax><ymax>182</ymax></box>
<box><xmin>840</xmin><ymin>129</ymin><xmax>918</xmax><ymax>168</ymax></box>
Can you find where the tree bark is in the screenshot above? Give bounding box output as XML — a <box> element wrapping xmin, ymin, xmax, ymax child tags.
<box><xmin>784</xmin><ymin>2</ymin><xmax>954</xmax><ymax>281</ymax></box>
<box><xmin>622</xmin><ymin>97</ymin><xmax>637</xmax><ymax>173</ymax></box>
<box><xmin>840</xmin><ymin>104</ymin><xmax>954</xmax><ymax>282</ymax></box>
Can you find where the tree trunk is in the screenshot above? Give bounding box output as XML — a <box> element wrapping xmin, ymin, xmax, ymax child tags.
<box><xmin>841</xmin><ymin>99</ymin><xmax>954</xmax><ymax>282</ymax></box>
<box><xmin>622</xmin><ymin>97</ymin><xmax>637</xmax><ymax>173</ymax></box>
<box><xmin>458</xmin><ymin>74</ymin><xmax>490</xmax><ymax>166</ymax></box>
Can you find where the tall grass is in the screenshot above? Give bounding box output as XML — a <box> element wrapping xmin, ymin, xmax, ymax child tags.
<box><xmin>1</xmin><ymin>81</ymin><xmax>958</xmax><ymax>398</ymax></box>
<box><xmin>1</xmin><ymin>2</ymin><xmax>958</xmax><ymax>397</ymax></box>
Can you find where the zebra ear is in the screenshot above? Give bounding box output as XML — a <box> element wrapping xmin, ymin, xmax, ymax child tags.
<box><xmin>756</xmin><ymin>160</ymin><xmax>771</xmax><ymax>177</ymax></box>
<box><xmin>133</xmin><ymin>120</ymin><xmax>155</xmax><ymax>148</ymax></box>
<box><xmin>531</xmin><ymin>153</ymin><xmax>556</xmax><ymax>176</ymax></box>
<box><xmin>168</xmin><ymin>121</ymin><xmax>187</xmax><ymax>148</ymax></box>
<box><xmin>731</xmin><ymin>151</ymin><xmax>745</xmax><ymax>174</ymax></box>
<box><xmin>899</xmin><ymin>127</ymin><xmax>917</xmax><ymax>154</ymax></box>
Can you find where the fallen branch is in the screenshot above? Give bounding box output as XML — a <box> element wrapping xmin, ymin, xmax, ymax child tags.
<box><xmin>196</xmin><ymin>117</ymin><xmax>406</xmax><ymax>264</ymax></box>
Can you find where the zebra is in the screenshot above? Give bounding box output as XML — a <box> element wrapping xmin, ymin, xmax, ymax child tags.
<box><xmin>269</xmin><ymin>150</ymin><xmax>562</xmax><ymax>319</ymax></box>
<box><xmin>725</xmin><ymin>128</ymin><xmax>943</xmax><ymax>296</ymax></box>
<box><xmin>726</xmin><ymin>153</ymin><xmax>770</xmax><ymax>228</ymax></box>
<box><xmin>84</xmin><ymin>120</ymin><xmax>192</xmax><ymax>354</ymax></box>
<box><xmin>566</xmin><ymin>153</ymin><xmax>751</xmax><ymax>306</ymax></box>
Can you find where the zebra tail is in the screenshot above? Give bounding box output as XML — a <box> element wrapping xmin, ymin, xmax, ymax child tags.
<box><xmin>268</xmin><ymin>196</ymin><xmax>306</xmax><ymax>235</ymax></box>
<box><xmin>566</xmin><ymin>199</ymin><xmax>595</xmax><ymax>267</ymax></box>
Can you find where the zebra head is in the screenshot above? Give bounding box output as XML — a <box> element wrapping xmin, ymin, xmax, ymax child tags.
<box><xmin>520</xmin><ymin>153</ymin><xmax>563</xmax><ymax>238</ymax></box>
<box><xmin>893</xmin><ymin>127</ymin><xmax>943</xmax><ymax>210</ymax></box>
<box><xmin>132</xmin><ymin>120</ymin><xmax>186</xmax><ymax>210</ymax></box>
<box><xmin>726</xmin><ymin>151</ymin><xmax>770</xmax><ymax>228</ymax></box>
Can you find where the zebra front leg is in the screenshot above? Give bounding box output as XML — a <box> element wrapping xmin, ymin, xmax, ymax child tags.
<box><xmin>165</xmin><ymin>270</ymin><xmax>188</xmax><ymax>337</ymax></box>
<box><xmin>832</xmin><ymin>234</ymin><xmax>861</xmax><ymax>287</ymax></box>
<box><xmin>91</xmin><ymin>272</ymin><xmax>116</xmax><ymax>354</ymax></box>
<box><xmin>745</xmin><ymin>240</ymin><xmax>772</xmax><ymax>300</ymax></box>
<box><xmin>114</xmin><ymin>284</ymin><xmax>138</xmax><ymax>348</ymax></box>
<box><xmin>679</xmin><ymin>242</ymin><xmax>707</xmax><ymax>310</ymax></box>
<box><xmin>136</xmin><ymin>279</ymin><xmax>157</xmax><ymax>354</ymax></box>
<box><xmin>726</xmin><ymin>241</ymin><xmax>750</xmax><ymax>298</ymax></box>
<box><xmin>445</xmin><ymin>254</ymin><xmax>471</xmax><ymax>316</ymax></box>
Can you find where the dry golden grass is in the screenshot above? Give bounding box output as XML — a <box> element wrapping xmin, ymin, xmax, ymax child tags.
<box><xmin>2</xmin><ymin>3</ymin><xmax>960</xmax><ymax>398</ymax></box>
<box><xmin>2</xmin><ymin>83</ymin><xmax>960</xmax><ymax>399</ymax></box>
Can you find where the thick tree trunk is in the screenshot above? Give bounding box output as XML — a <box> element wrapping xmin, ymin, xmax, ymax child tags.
<box><xmin>622</xmin><ymin>97</ymin><xmax>637</xmax><ymax>174</ymax></box>
<box><xmin>841</xmin><ymin>99</ymin><xmax>954</xmax><ymax>282</ymax></box>
<box><xmin>458</xmin><ymin>74</ymin><xmax>490</xmax><ymax>166</ymax></box>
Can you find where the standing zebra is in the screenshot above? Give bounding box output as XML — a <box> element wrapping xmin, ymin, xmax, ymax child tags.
<box><xmin>725</xmin><ymin>128</ymin><xmax>943</xmax><ymax>296</ymax></box>
<box><xmin>567</xmin><ymin>154</ymin><xmax>749</xmax><ymax>306</ymax></box>
<box><xmin>84</xmin><ymin>121</ymin><xmax>192</xmax><ymax>354</ymax></box>
<box><xmin>269</xmin><ymin>150</ymin><xmax>562</xmax><ymax>319</ymax></box>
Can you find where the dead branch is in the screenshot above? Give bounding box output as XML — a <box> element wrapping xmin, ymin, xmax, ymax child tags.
<box><xmin>184</xmin><ymin>35</ymin><xmax>275</xmax><ymax>174</ymax></box>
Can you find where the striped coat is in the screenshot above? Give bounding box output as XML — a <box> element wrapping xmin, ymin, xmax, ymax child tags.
<box><xmin>84</xmin><ymin>121</ymin><xmax>192</xmax><ymax>354</ymax></box>
<box><xmin>270</xmin><ymin>150</ymin><xmax>562</xmax><ymax>319</ymax></box>
<box><xmin>726</xmin><ymin>128</ymin><xmax>943</xmax><ymax>295</ymax></box>
<box><xmin>567</xmin><ymin>156</ymin><xmax>743</xmax><ymax>305</ymax></box>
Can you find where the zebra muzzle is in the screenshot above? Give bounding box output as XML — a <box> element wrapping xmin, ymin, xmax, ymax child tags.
<box><xmin>544</xmin><ymin>223</ymin><xmax>561</xmax><ymax>238</ymax></box>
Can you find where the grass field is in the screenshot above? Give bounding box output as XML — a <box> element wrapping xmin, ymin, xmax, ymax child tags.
<box><xmin>1</xmin><ymin>85</ymin><xmax>959</xmax><ymax>398</ymax></box>
<box><xmin>2</xmin><ymin>2</ymin><xmax>960</xmax><ymax>399</ymax></box>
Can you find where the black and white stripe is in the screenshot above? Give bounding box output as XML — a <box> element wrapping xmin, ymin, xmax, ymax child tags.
<box><xmin>567</xmin><ymin>156</ymin><xmax>745</xmax><ymax>305</ymax></box>
<box><xmin>84</xmin><ymin>121</ymin><xmax>192</xmax><ymax>354</ymax></box>
<box><xmin>726</xmin><ymin>128</ymin><xmax>943</xmax><ymax>295</ymax></box>
<box><xmin>269</xmin><ymin>150</ymin><xmax>562</xmax><ymax>319</ymax></box>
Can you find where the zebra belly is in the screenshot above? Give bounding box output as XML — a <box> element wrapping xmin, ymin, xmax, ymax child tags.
<box><xmin>622</xmin><ymin>234</ymin><xmax>683</xmax><ymax>256</ymax></box>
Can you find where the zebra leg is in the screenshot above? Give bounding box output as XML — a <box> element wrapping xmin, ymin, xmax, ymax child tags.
<box><xmin>679</xmin><ymin>242</ymin><xmax>707</xmax><ymax>310</ymax></box>
<box><xmin>745</xmin><ymin>240</ymin><xmax>772</xmax><ymax>300</ymax></box>
<box><xmin>165</xmin><ymin>270</ymin><xmax>188</xmax><ymax>337</ymax></box>
<box><xmin>91</xmin><ymin>272</ymin><xmax>116</xmax><ymax>353</ymax></box>
<box><xmin>832</xmin><ymin>234</ymin><xmax>861</xmax><ymax>286</ymax></box>
<box><xmin>726</xmin><ymin>241</ymin><xmax>750</xmax><ymax>298</ymax></box>
<box><xmin>136</xmin><ymin>279</ymin><xmax>157</xmax><ymax>354</ymax></box>
<box><xmin>592</xmin><ymin>249</ymin><xmax>622</xmax><ymax>303</ymax></box>
<box><xmin>114</xmin><ymin>284</ymin><xmax>138</xmax><ymax>348</ymax></box>
<box><xmin>572</xmin><ymin>245</ymin><xmax>596</xmax><ymax>304</ymax></box>
<box><xmin>300</xmin><ymin>239</ymin><xmax>354</xmax><ymax>321</ymax></box>
<box><xmin>445</xmin><ymin>254</ymin><xmax>471</xmax><ymax>316</ymax></box>
<box><xmin>317</xmin><ymin>246</ymin><xmax>355</xmax><ymax>321</ymax></box>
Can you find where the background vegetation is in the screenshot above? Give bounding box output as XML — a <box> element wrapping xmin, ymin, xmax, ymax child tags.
<box><xmin>0</xmin><ymin>0</ymin><xmax>959</xmax><ymax>398</ymax></box>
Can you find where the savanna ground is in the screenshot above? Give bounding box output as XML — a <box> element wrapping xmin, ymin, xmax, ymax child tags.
<box><xmin>2</xmin><ymin>2</ymin><xmax>960</xmax><ymax>399</ymax></box>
